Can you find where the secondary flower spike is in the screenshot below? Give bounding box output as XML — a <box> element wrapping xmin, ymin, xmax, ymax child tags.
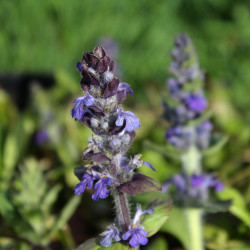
<box><xmin>163</xmin><ymin>33</ymin><xmax>212</xmax><ymax>151</ymax></box>
<box><xmin>71</xmin><ymin>46</ymin><xmax>157</xmax><ymax>248</ymax></box>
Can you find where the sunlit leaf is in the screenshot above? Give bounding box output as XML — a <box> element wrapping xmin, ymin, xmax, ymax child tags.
<box><xmin>160</xmin><ymin>208</ymin><xmax>189</xmax><ymax>249</ymax></box>
<box><xmin>217</xmin><ymin>187</ymin><xmax>250</xmax><ymax>228</ymax></box>
<box><xmin>141</xmin><ymin>199</ymin><xmax>172</xmax><ymax>237</ymax></box>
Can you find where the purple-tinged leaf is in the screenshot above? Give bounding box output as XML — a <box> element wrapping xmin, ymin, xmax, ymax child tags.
<box><xmin>83</xmin><ymin>150</ymin><xmax>110</xmax><ymax>163</ymax></box>
<box><xmin>118</xmin><ymin>173</ymin><xmax>162</xmax><ymax>196</ymax></box>
<box><xmin>103</xmin><ymin>77</ymin><xmax>120</xmax><ymax>98</ymax></box>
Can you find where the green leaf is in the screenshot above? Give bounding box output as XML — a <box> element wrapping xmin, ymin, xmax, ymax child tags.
<box><xmin>160</xmin><ymin>208</ymin><xmax>189</xmax><ymax>249</ymax></box>
<box><xmin>76</xmin><ymin>238</ymin><xmax>100</xmax><ymax>250</ymax></box>
<box><xmin>41</xmin><ymin>184</ymin><xmax>62</xmax><ymax>214</ymax></box>
<box><xmin>76</xmin><ymin>238</ymin><xmax>133</xmax><ymax>250</ymax></box>
<box><xmin>141</xmin><ymin>199</ymin><xmax>172</xmax><ymax>237</ymax></box>
<box><xmin>203</xmin><ymin>199</ymin><xmax>232</xmax><ymax>213</ymax></box>
<box><xmin>145</xmin><ymin>237</ymin><xmax>168</xmax><ymax>250</ymax></box>
<box><xmin>217</xmin><ymin>187</ymin><xmax>250</xmax><ymax>228</ymax></box>
<box><xmin>143</xmin><ymin>140</ymin><xmax>182</xmax><ymax>160</ymax></box>
<box><xmin>1</xmin><ymin>116</ymin><xmax>35</xmax><ymax>190</ymax></box>
<box><xmin>187</xmin><ymin>110</ymin><xmax>213</xmax><ymax>127</ymax></box>
<box><xmin>202</xmin><ymin>135</ymin><xmax>228</xmax><ymax>157</ymax></box>
<box><xmin>46</xmin><ymin>195</ymin><xmax>81</xmax><ymax>239</ymax></box>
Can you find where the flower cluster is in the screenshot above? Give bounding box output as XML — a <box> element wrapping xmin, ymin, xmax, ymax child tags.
<box><xmin>71</xmin><ymin>46</ymin><xmax>155</xmax><ymax>248</ymax></box>
<box><xmin>100</xmin><ymin>205</ymin><xmax>153</xmax><ymax>247</ymax></box>
<box><xmin>165</xmin><ymin>121</ymin><xmax>213</xmax><ymax>151</ymax></box>
<box><xmin>162</xmin><ymin>33</ymin><xmax>225</xmax><ymax>209</ymax></box>
<box><xmin>162</xmin><ymin>173</ymin><xmax>224</xmax><ymax>204</ymax></box>
<box><xmin>163</xmin><ymin>33</ymin><xmax>211</xmax><ymax>151</ymax></box>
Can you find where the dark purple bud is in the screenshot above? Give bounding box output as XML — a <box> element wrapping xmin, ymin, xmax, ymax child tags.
<box><xmin>109</xmin><ymin>119</ymin><xmax>126</xmax><ymax>135</ymax></box>
<box><xmin>93</xmin><ymin>46</ymin><xmax>106</xmax><ymax>59</ymax></box>
<box><xmin>81</xmin><ymin>110</ymin><xmax>93</xmax><ymax>129</ymax></box>
<box><xmin>109</xmin><ymin>60</ymin><xmax>116</xmax><ymax>72</ymax></box>
<box><xmin>118</xmin><ymin>173</ymin><xmax>162</xmax><ymax>196</ymax></box>
<box><xmin>82</xmin><ymin>70</ymin><xmax>100</xmax><ymax>87</ymax></box>
<box><xmin>74</xmin><ymin>166</ymin><xmax>88</xmax><ymax>181</ymax></box>
<box><xmin>82</xmin><ymin>150</ymin><xmax>110</xmax><ymax>164</ymax></box>
<box><xmin>103</xmin><ymin>77</ymin><xmax>120</xmax><ymax>98</ymax></box>
<box><xmin>97</xmin><ymin>56</ymin><xmax>111</xmax><ymax>74</ymax></box>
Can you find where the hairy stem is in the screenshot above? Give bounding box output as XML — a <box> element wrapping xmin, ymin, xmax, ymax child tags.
<box><xmin>111</xmin><ymin>155</ymin><xmax>131</xmax><ymax>231</ymax></box>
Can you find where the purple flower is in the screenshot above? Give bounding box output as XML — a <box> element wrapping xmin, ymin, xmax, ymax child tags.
<box><xmin>117</xmin><ymin>82</ymin><xmax>133</xmax><ymax>95</ymax></box>
<box><xmin>71</xmin><ymin>93</ymin><xmax>96</xmax><ymax>120</ymax></box>
<box><xmin>115</xmin><ymin>110</ymin><xmax>140</xmax><ymax>132</ymax></box>
<box><xmin>100</xmin><ymin>225</ymin><xmax>121</xmax><ymax>247</ymax></box>
<box><xmin>166</xmin><ymin>126</ymin><xmax>192</xmax><ymax>150</ymax></box>
<box><xmin>122</xmin><ymin>204</ymin><xmax>153</xmax><ymax>247</ymax></box>
<box><xmin>185</xmin><ymin>94</ymin><xmax>207</xmax><ymax>112</ymax></box>
<box><xmin>92</xmin><ymin>175</ymin><xmax>113</xmax><ymax>201</ymax></box>
<box><xmin>77</xmin><ymin>61</ymin><xmax>84</xmax><ymax>72</ymax></box>
<box><xmin>74</xmin><ymin>173</ymin><xmax>95</xmax><ymax>195</ymax></box>
<box><xmin>35</xmin><ymin>130</ymin><xmax>49</xmax><ymax>145</ymax></box>
<box><xmin>132</xmin><ymin>204</ymin><xmax>154</xmax><ymax>225</ymax></box>
<box><xmin>122</xmin><ymin>226</ymin><xmax>148</xmax><ymax>247</ymax></box>
<box><xmin>143</xmin><ymin>161</ymin><xmax>156</xmax><ymax>171</ymax></box>
<box><xmin>190</xmin><ymin>173</ymin><xmax>224</xmax><ymax>192</ymax></box>
<box><xmin>162</xmin><ymin>174</ymin><xmax>187</xmax><ymax>193</ymax></box>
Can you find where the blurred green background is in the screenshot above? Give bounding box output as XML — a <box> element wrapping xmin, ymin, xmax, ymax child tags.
<box><xmin>0</xmin><ymin>0</ymin><xmax>250</xmax><ymax>249</ymax></box>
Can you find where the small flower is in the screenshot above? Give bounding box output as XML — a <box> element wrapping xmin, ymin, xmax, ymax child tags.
<box><xmin>165</xmin><ymin>126</ymin><xmax>192</xmax><ymax>150</ymax></box>
<box><xmin>190</xmin><ymin>173</ymin><xmax>224</xmax><ymax>192</ymax></box>
<box><xmin>74</xmin><ymin>173</ymin><xmax>95</xmax><ymax>195</ymax></box>
<box><xmin>132</xmin><ymin>154</ymin><xmax>156</xmax><ymax>171</ymax></box>
<box><xmin>132</xmin><ymin>204</ymin><xmax>154</xmax><ymax>225</ymax></box>
<box><xmin>162</xmin><ymin>174</ymin><xmax>187</xmax><ymax>193</ymax></box>
<box><xmin>100</xmin><ymin>225</ymin><xmax>121</xmax><ymax>247</ymax></box>
<box><xmin>184</xmin><ymin>94</ymin><xmax>207</xmax><ymax>112</ymax></box>
<box><xmin>71</xmin><ymin>93</ymin><xmax>96</xmax><ymax>120</ymax></box>
<box><xmin>92</xmin><ymin>174</ymin><xmax>113</xmax><ymax>201</ymax></box>
<box><xmin>35</xmin><ymin>129</ymin><xmax>49</xmax><ymax>145</ymax></box>
<box><xmin>117</xmin><ymin>82</ymin><xmax>133</xmax><ymax>95</ymax></box>
<box><xmin>115</xmin><ymin>110</ymin><xmax>140</xmax><ymax>132</ymax></box>
<box><xmin>77</xmin><ymin>61</ymin><xmax>84</xmax><ymax>72</ymax></box>
<box><xmin>122</xmin><ymin>226</ymin><xmax>148</xmax><ymax>247</ymax></box>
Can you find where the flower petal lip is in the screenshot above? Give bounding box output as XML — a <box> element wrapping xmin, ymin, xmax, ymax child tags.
<box><xmin>115</xmin><ymin>110</ymin><xmax>140</xmax><ymax>132</ymax></box>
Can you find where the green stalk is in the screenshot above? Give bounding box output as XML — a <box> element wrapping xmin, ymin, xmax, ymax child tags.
<box><xmin>182</xmin><ymin>134</ymin><xmax>204</xmax><ymax>250</ymax></box>
<box><xmin>185</xmin><ymin>208</ymin><xmax>204</xmax><ymax>250</ymax></box>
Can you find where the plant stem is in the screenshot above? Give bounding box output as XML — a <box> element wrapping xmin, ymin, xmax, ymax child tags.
<box><xmin>182</xmin><ymin>136</ymin><xmax>204</xmax><ymax>250</ymax></box>
<box><xmin>111</xmin><ymin>155</ymin><xmax>131</xmax><ymax>232</ymax></box>
<box><xmin>118</xmin><ymin>191</ymin><xmax>131</xmax><ymax>231</ymax></box>
<box><xmin>185</xmin><ymin>209</ymin><xmax>204</xmax><ymax>250</ymax></box>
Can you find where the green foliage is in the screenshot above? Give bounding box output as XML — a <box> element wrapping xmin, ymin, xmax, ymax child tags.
<box><xmin>160</xmin><ymin>208</ymin><xmax>189</xmax><ymax>249</ymax></box>
<box><xmin>76</xmin><ymin>238</ymin><xmax>135</xmax><ymax>250</ymax></box>
<box><xmin>217</xmin><ymin>187</ymin><xmax>250</xmax><ymax>228</ymax></box>
<box><xmin>1</xmin><ymin>0</ymin><xmax>250</xmax><ymax>248</ymax></box>
<box><xmin>141</xmin><ymin>200</ymin><xmax>172</xmax><ymax>237</ymax></box>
